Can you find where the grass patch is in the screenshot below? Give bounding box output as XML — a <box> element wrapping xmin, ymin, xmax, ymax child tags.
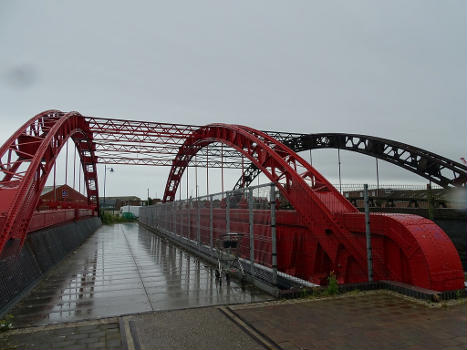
<box><xmin>100</xmin><ymin>212</ymin><xmax>137</xmax><ymax>225</ymax></box>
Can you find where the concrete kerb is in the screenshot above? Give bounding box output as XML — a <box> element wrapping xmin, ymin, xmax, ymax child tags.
<box><xmin>218</xmin><ymin>306</ymin><xmax>283</xmax><ymax>350</ymax></box>
<box><xmin>0</xmin><ymin>317</ymin><xmax>118</xmax><ymax>336</ymax></box>
<box><xmin>280</xmin><ymin>280</ymin><xmax>467</xmax><ymax>302</ymax></box>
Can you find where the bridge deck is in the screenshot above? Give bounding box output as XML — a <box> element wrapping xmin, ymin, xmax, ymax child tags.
<box><xmin>8</xmin><ymin>223</ymin><xmax>269</xmax><ymax>327</ymax></box>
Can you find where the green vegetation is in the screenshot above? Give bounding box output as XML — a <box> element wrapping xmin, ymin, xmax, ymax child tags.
<box><xmin>296</xmin><ymin>271</ymin><xmax>342</xmax><ymax>299</ymax></box>
<box><xmin>100</xmin><ymin>211</ymin><xmax>137</xmax><ymax>225</ymax></box>
<box><xmin>324</xmin><ymin>271</ymin><xmax>339</xmax><ymax>296</ymax></box>
<box><xmin>0</xmin><ymin>314</ymin><xmax>14</xmax><ymax>332</ymax></box>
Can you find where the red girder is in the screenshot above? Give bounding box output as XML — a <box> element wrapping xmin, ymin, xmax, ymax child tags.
<box><xmin>85</xmin><ymin>116</ymin><xmax>466</xmax><ymax>191</ymax></box>
<box><xmin>162</xmin><ymin>124</ymin><xmax>464</xmax><ymax>290</ymax></box>
<box><xmin>86</xmin><ymin>117</ymin><xmax>198</xmax><ymax>143</ymax></box>
<box><xmin>0</xmin><ymin>111</ymin><xmax>98</xmax><ymax>252</ymax></box>
<box><xmin>0</xmin><ymin>112</ymin><xmax>463</xmax><ymax>291</ymax></box>
<box><xmin>96</xmin><ymin>156</ymin><xmax>245</xmax><ymax>168</ymax></box>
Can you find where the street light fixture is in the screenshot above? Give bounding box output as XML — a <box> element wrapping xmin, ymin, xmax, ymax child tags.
<box><xmin>103</xmin><ymin>165</ymin><xmax>114</xmax><ymax>210</ymax></box>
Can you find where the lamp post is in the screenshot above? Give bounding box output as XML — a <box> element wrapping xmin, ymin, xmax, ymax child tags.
<box><xmin>103</xmin><ymin>165</ymin><xmax>114</xmax><ymax>212</ymax></box>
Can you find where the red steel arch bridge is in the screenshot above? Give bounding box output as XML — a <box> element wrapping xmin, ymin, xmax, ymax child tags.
<box><xmin>0</xmin><ymin>110</ymin><xmax>465</xmax><ymax>291</ymax></box>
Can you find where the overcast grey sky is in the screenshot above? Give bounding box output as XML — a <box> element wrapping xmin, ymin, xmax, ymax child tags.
<box><xmin>0</xmin><ymin>0</ymin><xmax>465</xmax><ymax>199</ymax></box>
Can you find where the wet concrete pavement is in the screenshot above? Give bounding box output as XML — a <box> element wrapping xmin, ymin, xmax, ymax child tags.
<box><xmin>3</xmin><ymin>223</ymin><xmax>465</xmax><ymax>349</ymax></box>
<box><xmin>7</xmin><ymin>223</ymin><xmax>269</xmax><ymax>327</ymax></box>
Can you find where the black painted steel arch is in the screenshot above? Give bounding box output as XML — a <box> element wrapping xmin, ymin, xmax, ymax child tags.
<box><xmin>234</xmin><ymin>132</ymin><xmax>467</xmax><ymax>190</ymax></box>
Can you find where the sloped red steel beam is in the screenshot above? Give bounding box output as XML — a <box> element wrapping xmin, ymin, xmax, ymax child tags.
<box><xmin>162</xmin><ymin>124</ymin><xmax>464</xmax><ymax>291</ymax></box>
<box><xmin>0</xmin><ymin>111</ymin><xmax>98</xmax><ymax>252</ymax></box>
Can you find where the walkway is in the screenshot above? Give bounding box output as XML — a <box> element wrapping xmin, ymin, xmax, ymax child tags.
<box><xmin>1</xmin><ymin>223</ymin><xmax>465</xmax><ymax>349</ymax></box>
<box><xmin>7</xmin><ymin>223</ymin><xmax>269</xmax><ymax>327</ymax></box>
<box><xmin>1</xmin><ymin>291</ymin><xmax>465</xmax><ymax>350</ymax></box>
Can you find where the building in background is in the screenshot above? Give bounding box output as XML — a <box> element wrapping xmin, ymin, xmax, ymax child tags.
<box><xmin>99</xmin><ymin>196</ymin><xmax>142</xmax><ymax>211</ymax></box>
<box><xmin>342</xmin><ymin>187</ymin><xmax>451</xmax><ymax>209</ymax></box>
<box><xmin>39</xmin><ymin>184</ymin><xmax>88</xmax><ymax>209</ymax></box>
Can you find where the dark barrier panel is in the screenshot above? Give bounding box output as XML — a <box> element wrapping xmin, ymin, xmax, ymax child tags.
<box><xmin>435</xmin><ymin>219</ymin><xmax>466</xmax><ymax>270</ymax></box>
<box><xmin>0</xmin><ymin>217</ymin><xmax>101</xmax><ymax>314</ymax></box>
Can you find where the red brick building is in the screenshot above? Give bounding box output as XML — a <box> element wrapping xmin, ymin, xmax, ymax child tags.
<box><xmin>39</xmin><ymin>184</ymin><xmax>88</xmax><ymax>209</ymax></box>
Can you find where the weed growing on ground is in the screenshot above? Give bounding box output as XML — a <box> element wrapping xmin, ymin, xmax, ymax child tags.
<box><xmin>346</xmin><ymin>289</ymin><xmax>361</xmax><ymax>296</ymax></box>
<box><xmin>0</xmin><ymin>314</ymin><xmax>13</xmax><ymax>332</ymax></box>
<box><xmin>324</xmin><ymin>271</ymin><xmax>339</xmax><ymax>296</ymax></box>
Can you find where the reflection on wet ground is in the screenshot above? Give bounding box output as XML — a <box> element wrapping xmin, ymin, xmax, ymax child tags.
<box><xmin>9</xmin><ymin>223</ymin><xmax>270</xmax><ymax>327</ymax></box>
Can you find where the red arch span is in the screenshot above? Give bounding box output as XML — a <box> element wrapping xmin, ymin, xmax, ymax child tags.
<box><xmin>163</xmin><ymin>124</ymin><xmax>464</xmax><ymax>291</ymax></box>
<box><xmin>0</xmin><ymin>110</ymin><xmax>99</xmax><ymax>252</ymax></box>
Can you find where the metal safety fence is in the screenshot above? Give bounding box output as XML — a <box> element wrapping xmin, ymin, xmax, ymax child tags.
<box><xmin>139</xmin><ymin>181</ymin><xmax>463</xmax><ymax>292</ymax></box>
<box><xmin>138</xmin><ymin>182</ymin><xmax>401</xmax><ymax>288</ymax></box>
<box><xmin>139</xmin><ymin>183</ymin><xmax>285</xmax><ymax>288</ymax></box>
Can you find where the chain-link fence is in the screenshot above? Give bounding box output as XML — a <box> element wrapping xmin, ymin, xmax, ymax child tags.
<box><xmin>140</xmin><ymin>182</ymin><xmax>465</xmax><ymax>291</ymax></box>
<box><xmin>140</xmin><ymin>183</ymin><xmax>282</xmax><ymax>287</ymax></box>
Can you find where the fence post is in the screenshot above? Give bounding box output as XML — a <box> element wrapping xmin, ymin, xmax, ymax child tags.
<box><xmin>249</xmin><ymin>187</ymin><xmax>255</xmax><ymax>276</ymax></box>
<box><xmin>173</xmin><ymin>201</ymin><xmax>176</xmax><ymax>235</ymax></box>
<box><xmin>270</xmin><ymin>184</ymin><xmax>278</xmax><ymax>286</ymax></box>
<box><xmin>209</xmin><ymin>195</ymin><xmax>214</xmax><ymax>251</ymax></box>
<box><xmin>427</xmin><ymin>183</ymin><xmax>435</xmax><ymax>220</ymax></box>
<box><xmin>196</xmin><ymin>198</ymin><xmax>201</xmax><ymax>245</ymax></box>
<box><xmin>188</xmin><ymin>198</ymin><xmax>191</xmax><ymax>240</ymax></box>
<box><xmin>226</xmin><ymin>192</ymin><xmax>230</xmax><ymax>233</ymax></box>
<box><xmin>363</xmin><ymin>184</ymin><xmax>373</xmax><ymax>282</ymax></box>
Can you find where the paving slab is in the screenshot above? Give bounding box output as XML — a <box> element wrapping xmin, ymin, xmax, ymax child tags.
<box><xmin>230</xmin><ymin>291</ymin><xmax>467</xmax><ymax>350</ymax></box>
<box><xmin>123</xmin><ymin>307</ymin><xmax>266</xmax><ymax>350</ymax></box>
<box><xmin>0</xmin><ymin>318</ymin><xmax>122</xmax><ymax>350</ymax></box>
<box><xmin>2</xmin><ymin>291</ymin><xmax>465</xmax><ymax>349</ymax></box>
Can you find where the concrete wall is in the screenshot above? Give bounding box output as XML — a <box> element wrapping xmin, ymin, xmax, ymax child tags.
<box><xmin>0</xmin><ymin>217</ymin><xmax>101</xmax><ymax>314</ymax></box>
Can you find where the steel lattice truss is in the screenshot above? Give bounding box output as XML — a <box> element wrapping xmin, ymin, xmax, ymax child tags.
<box><xmin>87</xmin><ymin>117</ymin><xmax>246</xmax><ymax>168</ymax></box>
<box><xmin>0</xmin><ymin>111</ymin><xmax>464</xmax><ymax>291</ymax></box>
<box><xmin>87</xmin><ymin>117</ymin><xmax>466</xmax><ymax>189</ymax></box>
<box><xmin>234</xmin><ymin>133</ymin><xmax>467</xmax><ymax>190</ymax></box>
